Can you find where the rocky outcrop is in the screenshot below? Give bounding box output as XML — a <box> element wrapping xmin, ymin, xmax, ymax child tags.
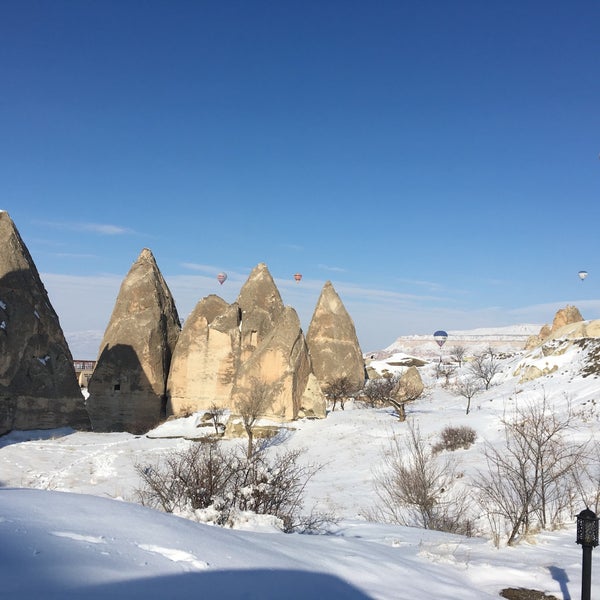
<box><xmin>525</xmin><ymin>305</ymin><xmax>584</xmax><ymax>349</ymax></box>
<box><xmin>306</xmin><ymin>281</ymin><xmax>364</xmax><ymax>391</ymax></box>
<box><xmin>87</xmin><ymin>248</ymin><xmax>180</xmax><ymax>434</ymax></box>
<box><xmin>167</xmin><ymin>295</ymin><xmax>240</xmax><ymax>415</ymax></box>
<box><xmin>515</xmin><ymin>318</ymin><xmax>600</xmax><ymax>382</ymax></box>
<box><xmin>231</xmin><ymin>306</ymin><xmax>325</xmax><ymax>420</ymax></box>
<box><xmin>395</xmin><ymin>366</ymin><xmax>424</xmax><ymax>401</ymax></box>
<box><xmin>0</xmin><ymin>211</ymin><xmax>90</xmax><ymax>434</ymax></box>
<box><xmin>167</xmin><ymin>263</ymin><xmax>326</xmax><ymax>421</ymax></box>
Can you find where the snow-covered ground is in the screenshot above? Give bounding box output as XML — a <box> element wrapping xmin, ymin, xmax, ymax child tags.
<box><xmin>2</xmin><ymin>328</ymin><xmax>600</xmax><ymax>599</ymax></box>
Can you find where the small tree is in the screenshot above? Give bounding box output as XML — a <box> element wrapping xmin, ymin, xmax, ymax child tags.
<box><xmin>322</xmin><ymin>376</ymin><xmax>360</xmax><ymax>411</ymax></box>
<box><xmin>452</xmin><ymin>377</ymin><xmax>482</xmax><ymax>415</ymax></box>
<box><xmin>450</xmin><ymin>345</ymin><xmax>466</xmax><ymax>368</ymax></box>
<box><xmin>235</xmin><ymin>378</ymin><xmax>279</xmax><ymax>458</ymax></box>
<box><xmin>386</xmin><ymin>377</ymin><xmax>423</xmax><ymax>421</ymax></box>
<box><xmin>361</xmin><ymin>375</ymin><xmax>400</xmax><ymax>408</ymax></box>
<box><xmin>476</xmin><ymin>397</ymin><xmax>587</xmax><ymax>545</ymax></box>
<box><xmin>373</xmin><ymin>421</ymin><xmax>471</xmax><ymax>534</ymax></box>
<box><xmin>208</xmin><ymin>402</ymin><xmax>226</xmax><ymax>436</ymax></box>
<box><xmin>468</xmin><ymin>352</ymin><xmax>501</xmax><ymax>390</ymax></box>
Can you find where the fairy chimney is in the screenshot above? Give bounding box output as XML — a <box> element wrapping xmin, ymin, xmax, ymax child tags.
<box><xmin>87</xmin><ymin>248</ymin><xmax>180</xmax><ymax>433</ymax></box>
<box><xmin>167</xmin><ymin>263</ymin><xmax>326</xmax><ymax>421</ymax></box>
<box><xmin>231</xmin><ymin>306</ymin><xmax>325</xmax><ymax>420</ymax></box>
<box><xmin>0</xmin><ymin>211</ymin><xmax>90</xmax><ymax>434</ymax></box>
<box><xmin>306</xmin><ymin>281</ymin><xmax>365</xmax><ymax>391</ymax></box>
<box><xmin>167</xmin><ymin>295</ymin><xmax>240</xmax><ymax>415</ymax></box>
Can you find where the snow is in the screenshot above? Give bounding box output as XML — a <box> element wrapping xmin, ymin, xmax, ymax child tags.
<box><xmin>1</xmin><ymin>329</ymin><xmax>600</xmax><ymax>599</ymax></box>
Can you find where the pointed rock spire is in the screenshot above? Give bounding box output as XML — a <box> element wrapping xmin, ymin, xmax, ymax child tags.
<box><xmin>87</xmin><ymin>248</ymin><xmax>180</xmax><ymax>433</ymax></box>
<box><xmin>236</xmin><ymin>263</ymin><xmax>285</xmax><ymax>359</ymax></box>
<box><xmin>0</xmin><ymin>211</ymin><xmax>90</xmax><ymax>434</ymax></box>
<box><xmin>306</xmin><ymin>281</ymin><xmax>364</xmax><ymax>391</ymax></box>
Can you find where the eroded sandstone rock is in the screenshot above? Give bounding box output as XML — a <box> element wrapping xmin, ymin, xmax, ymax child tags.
<box><xmin>306</xmin><ymin>281</ymin><xmax>364</xmax><ymax>391</ymax></box>
<box><xmin>0</xmin><ymin>211</ymin><xmax>90</xmax><ymax>434</ymax></box>
<box><xmin>87</xmin><ymin>248</ymin><xmax>180</xmax><ymax>433</ymax></box>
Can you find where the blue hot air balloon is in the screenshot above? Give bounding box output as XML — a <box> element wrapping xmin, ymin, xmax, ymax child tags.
<box><xmin>433</xmin><ymin>330</ymin><xmax>448</xmax><ymax>348</ymax></box>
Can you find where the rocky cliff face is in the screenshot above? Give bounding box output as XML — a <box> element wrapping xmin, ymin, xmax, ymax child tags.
<box><xmin>0</xmin><ymin>211</ymin><xmax>90</xmax><ymax>434</ymax></box>
<box><xmin>525</xmin><ymin>305</ymin><xmax>584</xmax><ymax>349</ymax></box>
<box><xmin>306</xmin><ymin>281</ymin><xmax>365</xmax><ymax>391</ymax></box>
<box><xmin>87</xmin><ymin>248</ymin><xmax>180</xmax><ymax>433</ymax></box>
<box><xmin>167</xmin><ymin>263</ymin><xmax>326</xmax><ymax>421</ymax></box>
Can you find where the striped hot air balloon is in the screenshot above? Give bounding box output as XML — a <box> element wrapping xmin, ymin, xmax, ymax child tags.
<box><xmin>217</xmin><ymin>272</ymin><xmax>227</xmax><ymax>285</ymax></box>
<box><xmin>294</xmin><ymin>273</ymin><xmax>302</xmax><ymax>283</ymax></box>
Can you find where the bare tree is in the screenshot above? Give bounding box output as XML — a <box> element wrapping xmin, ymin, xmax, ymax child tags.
<box><xmin>468</xmin><ymin>352</ymin><xmax>501</xmax><ymax>390</ymax></box>
<box><xmin>450</xmin><ymin>345</ymin><xmax>466</xmax><ymax>368</ymax></box>
<box><xmin>452</xmin><ymin>377</ymin><xmax>482</xmax><ymax>415</ymax></box>
<box><xmin>208</xmin><ymin>402</ymin><xmax>226</xmax><ymax>436</ymax></box>
<box><xmin>386</xmin><ymin>378</ymin><xmax>423</xmax><ymax>421</ymax></box>
<box><xmin>235</xmin><ymin>378</ymin><xmax>279</xmax><ymax>458</ymax></box>
<box><xmin>373</xmin><ymin>420</ymin><xmax>471</xmax><ymax>534</ymax></box>
<box><xmin>476</xmin><ymin>397</ymin><xmax>587</xmax><ymax>545</ymax></box>
<box><xmin>361</xmin><ymin>375</ymin><xmax>400</xmax><ymax>408</ymax></box>
<box><xmin>322</xmin><ymin>376</ymin><xmax>360</xmax><ymax>411</ymax></box>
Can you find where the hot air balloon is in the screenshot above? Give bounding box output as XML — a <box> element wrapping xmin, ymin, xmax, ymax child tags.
<box><xmin>433</xmin><ymin>330</ymin><xmax>448</xmax><ymax>347</ymax></box>
<box><xmin>294</xmin><ymin>273</ymin><xmax>302</xmax><ymax>284</ymax></box>
<box><xmin>433</xmin><ymin>330</ymin><xmax>448</xmax><ymax>365</ymax></box>
<box><xmin>578</xmin><ymin>270</ymin><xmax>588</xmax><ymax>282</ymax></box>
<box><xmin>217</xmin><ymin>272</ymin><xmax>227</xmax><ymax>285</ymax></box>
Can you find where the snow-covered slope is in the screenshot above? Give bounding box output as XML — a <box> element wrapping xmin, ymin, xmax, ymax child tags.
<box><xmin>2</xmin><ymin>326</ymin><xmax>600</xmax><ymax>599</ymax></box>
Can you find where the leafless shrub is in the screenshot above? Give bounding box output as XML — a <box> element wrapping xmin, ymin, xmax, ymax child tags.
<box><xmin>373</xmin><ymin>421</ymin><xmax>472</xmax><ymax>534</ymax></box>
<box><xmin>135</xmin><ymin>442</ymin><xmax>323</xmax><ymax>533</ymax></box>
<box><xmin>433</xmin><ymin>425</ymin><xmax>477</xmax><ymax>454</ymax></box>
<box><xmin>476</xmin><ymin>396</ymin><xmax>587</xmax><ymax>546</ymax></box>
<box><xmin>135</xmin><ymin>440</ymin><xmax>231</xmax><ymax>513</ymax></box>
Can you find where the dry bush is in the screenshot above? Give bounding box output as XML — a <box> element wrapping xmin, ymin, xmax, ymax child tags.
<box><xmin>433</xmin><ymin>425</ymin><xmax>477</xmax><ymax>454</ymax></box>
<box><xmin>372</xmin><ymin>421</ymin><xmax>472</xmax><ymax>535</ymax></box>
<box><xmin>135</xmin><ymin>441</ymin><xmax>324</xmax><ymax>533</ymax></box>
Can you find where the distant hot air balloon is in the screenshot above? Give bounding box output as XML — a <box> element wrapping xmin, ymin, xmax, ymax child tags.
<box><xmin>433</xmin><ymin>330</ymin><xmax>448</xmax><ymax>348</ymax></box>
<box><xmin>578</xmin><ymin>270</ymin><xmax>588</xmax><ymax>282</ymax></box>
<box><xmin>217</xmin><ymin>272</ymin><xmax>227</xmax><ymax>285</ymax></box>
<box><xmin>294</xmin><ymin>273</ymin><xmax>302</xmax><ymax>284</ymax></box>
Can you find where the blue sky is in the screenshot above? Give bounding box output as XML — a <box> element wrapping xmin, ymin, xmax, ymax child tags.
<box><xmin>2</xmin><ymin>0</ymin><xmax>599</xmax><ymax>356</ymax></box>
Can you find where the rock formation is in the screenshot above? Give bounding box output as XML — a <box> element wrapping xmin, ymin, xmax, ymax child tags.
<box><xmin>306</xmin><ymin>281</ymin><xmax>365</xmax><ymax>391</ymax></box>
<box><xmin>167</xmin><ymin>295</ymin><xmax>240</xmax><ymax>414</ymax></box>
<box><xmin>395</xmin><ymin>366</ymin><xmax>424</xmax><ymax>401</ymax></box>
<box><xmin>525</xmin><ymin>305</ymin><xmax>584</xmax><ymax>349</ymax></box>
<box><xmin>87</xmin><ymin>248</ymin><xmax>180</xmax><ymax>433</ymax></box>
<box><xmin>167</xmin><ymin>263</ymin><xmax>326</xmax><ymax>421</ymax></box>
<box><xmin>0</xmin><ymin>211</ymin><xmax>90</xmax><ymax>434</ymax></box>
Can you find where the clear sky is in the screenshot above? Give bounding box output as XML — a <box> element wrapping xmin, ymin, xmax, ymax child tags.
<box><xmin>2</xmin><ymin>0</ymin><xmax>599</xmax><ymax>356</ymax></box>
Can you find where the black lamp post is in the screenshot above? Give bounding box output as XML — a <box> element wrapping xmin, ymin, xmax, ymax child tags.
<box><xmin>577</xmin><ymin>508</ymin><xmax>599</xmax><ymax>600</ymax></box>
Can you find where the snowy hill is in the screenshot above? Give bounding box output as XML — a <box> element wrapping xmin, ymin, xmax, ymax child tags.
<box><xmin>375</xmin><ymin>324</ymin><xmax>541</xmax><ymax>360</ymax></box>
<box><xmin>2</xmin><ymin>325</ymin><xmax>600</xmax><ymax>599</ymax></box>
